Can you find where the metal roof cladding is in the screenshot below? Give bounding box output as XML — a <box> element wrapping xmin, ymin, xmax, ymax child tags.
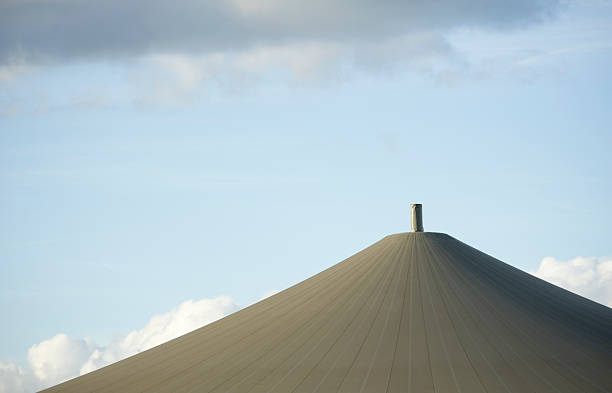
<box><xmin>43</xmin><ymin>207</ymin><xmax>612</xmax><ymax>393</ymax></box>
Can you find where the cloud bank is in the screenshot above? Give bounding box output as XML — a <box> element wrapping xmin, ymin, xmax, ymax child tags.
<box><xmin>0</xmin><ymin>0</ymin><xmax>560</xmax><ymax>70</ymax></box>
<box><xmin>0</xmin><ymin>0</ymin><xmax>569</xmax><ymax>108</ymax></box>
<box><xmin>532</xmin><ymin>256</ymin><xmax>612</xmax><ymax>307</ymax></box>
<box><xmin>0</xmin><ymin>296</ymin><xmax>239</xmax><ymax>393</ymax></box>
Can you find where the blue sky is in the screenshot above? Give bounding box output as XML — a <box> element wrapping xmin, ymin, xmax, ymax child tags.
<box><xmin>1</xmin><ymin>0</ymin><xmax>611</xmax><ymax>391</ymax></box>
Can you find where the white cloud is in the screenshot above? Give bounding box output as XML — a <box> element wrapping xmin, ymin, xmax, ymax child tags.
<box><xmin>27</xmin><ymin>334</ymin><xmax>95</xmax><ymax>384</ymax></box>
<box><xmin>531</xmin><ymin>256</ymin><xmax>612</xmax><ymax>307</ymax></box>
<box><xmin>0</xmin><ymin>296</ymin><xmax>239</xmax><ymax>393</ymax></box>
<box><xmin>0</xmin><ymin>362</ymin><xmax>36</xmax><ymax>393</ymax></box>
<box><xmin>80</xmin><ymin>296</ymin><xmax>238</xmax><ymax>374</ymax></box>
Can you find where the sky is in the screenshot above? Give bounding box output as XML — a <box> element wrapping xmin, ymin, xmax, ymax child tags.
<box><xmin>1</xmin><ymin>0</ymin><xmax>612</xmax><ymax>391</ymax></box>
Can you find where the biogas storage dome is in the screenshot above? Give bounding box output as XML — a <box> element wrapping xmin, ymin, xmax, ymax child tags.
<box><xmin>43</xmin><ymin>205</ymin><xmax>612</xmax><ymax>393</ymax></box>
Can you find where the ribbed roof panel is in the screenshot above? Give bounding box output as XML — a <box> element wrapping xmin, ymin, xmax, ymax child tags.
<box><xmin>42</xmin><ymin>233</ymin><xmax>612</xmax><ymax>393</ymax></box>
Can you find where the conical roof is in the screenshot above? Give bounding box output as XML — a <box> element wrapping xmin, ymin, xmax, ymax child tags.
<box><xmin>43</xmin><ymin>232</ymin><xmax>612</xmax><ymax>393</ymax></box>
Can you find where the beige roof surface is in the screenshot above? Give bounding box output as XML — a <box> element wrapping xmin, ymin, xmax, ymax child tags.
<box><xmin>43</xmin><ymin>232</ymin><xmax>612</xmax><ymax>393</ymax></box>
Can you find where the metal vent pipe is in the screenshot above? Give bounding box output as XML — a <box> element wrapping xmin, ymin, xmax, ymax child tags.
<box><xmin>411</xmin><ymin>204</ymin><xmax>424</xmax><ymax>232</ymax></box>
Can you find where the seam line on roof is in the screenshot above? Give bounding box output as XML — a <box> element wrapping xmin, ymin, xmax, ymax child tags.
<box><xmin>436</xmin><ymin>252</ymin><xmax>533</xmax><ymax>393</ymax></box>
<box><xmin>449</xmin><ymin>238</ymin><xmax>612</xmax><ymax>346</ymax></box>
<box><xmin>423</xmin><ymin>236</ymin><xmax>512</xmax><ymax>393</ymax></box>
<box><xmin>421</xmin><ymin>239</ymin><xmax>463</xmax><ymax>393</ymax></box>
<box><xmin>251</xmin><ymin>237</ymin><xmax>402</xmax><ymax>393</ymax></box>
<box><xmin>444</xmin><ymin>239</ymin><xmax>609</xmax><ymax>392</ymax></box>
<box><xmin>439</xmin><ymin>238</ymin><xmax>607</xmax><ymax>392</ymax></box>
<box><xmin>384</xmin><ymin>234</ymin><xmax>414</xmax><ymax>393</ymax></box>
<box><xmin>208</xmin><ymin>239</ymin><xmax>400</xmax><ymax>393</ymax></box>
<box><xmin>407</xmin><ymin>235</ymin><xmax>416</xmax><ymax>393</ymax></box>
<box><xmin>436</xmin><ymin>237</ymin><xmax>556</xmax><ymax>392</ymax></box>
<box><xmin>303</xmin><ymin>244</ymin><xmax>403</xmax><ymax>393</ymax></box>
<box><xmin>417</xmin><ymin>237</ymin><xmax>437</xmax><ymax>393</ymax></box>
<box><xmin>333</xmin><ymin>239</ymin><xmax>406</xmax><ymax>393</ymax></box>
<box><xmin>269</xmin><ymin>239</ymin><xmax>404</xmax><ymax>393</ymax></box>
<box><xmin>358</xmin><ymin>232</ymin><xmax>411</xmax><ymax>393</ymax></box>
<box><xmin>422</xmin><ymin>235</ymin><xmax>489</xmax><ymax>393</ymax></box>
<box><xmin>433</xmin><ymin>238</ymin><xmax>565</xmax><ymax>393</ymax></box>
